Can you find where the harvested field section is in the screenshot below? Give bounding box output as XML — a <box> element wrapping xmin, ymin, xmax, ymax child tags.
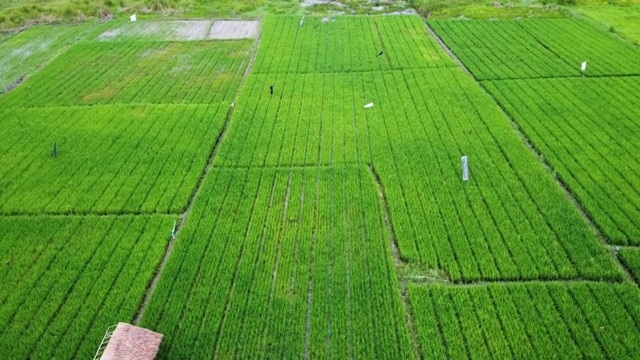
<box><xmin>409</xmin><ymin>282</ymin><xmax>640</xmax><ymax>359</ymax></box>
<box><xmin>429</xmin><ymin>19</ymin><xmax>579</xmax><ymax>80</ymax></box>
<box><xmin>0</xmin><ymin>215</ymin><xmax>174</xmax><ymax>359</ymax></box>
<box><xmin>0</xmin><ymin>39</ymin><xmax>252</xmax><ymax>106</ymax></box>
<box><xmin>140</xmin><ymin>167</ymin><xmax>413</xmax><ymax>359</ymax></box>
<box><xmin>0</xmin><ymin>104</ymin><xmax>228</xmax><ymax>214</ymax></box>
<box><xmin>485</xmin><ymin>77</ymin><xmax>640</xmax><ymax>245</ymax></box>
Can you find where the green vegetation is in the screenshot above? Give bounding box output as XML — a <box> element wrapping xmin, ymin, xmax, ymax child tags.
<box><xmin>430</xmin><ymin>19</ymin><xmax>579</xmax><ymax>79</ymax></box>
<box><xmin>1</xmin><ymin>37</ymin><xmax>252</xmax><ymax>106</ymax></box>
<box><xmin>0</xmin><ymin>104</ymin><xmax>228</xmax><ymax>214</ymax></box>
<box><xmin>485</xmin><ymin>77</ymin><xmax>640</xmax><ymax>245</ymax></box>
<box><xmin>0</xmin><ymin>23</ymin><xmax>96</xmax><ymax>91</ymax></box>
<box><xmin>141</xmin><ymin>168</ymin><xmax>413</xmax><ymax>359</ymax></box>
<box><xmin>2</xmin><ymin>8</ymin><xmax>640</xmax><ymax>360</ymax></box>
<box><xmin>410</xmin><ymin>282</ymin><xmax>640</xmax><ymax>358</ymax></box>
<box><xmin>619</xmin><ymin>248</ymin><xmax>640</xmax><ymax>283</ymax></box>
<box><xmin>431</xmin><ymin>18</ymin><xmax>640</xmax><ymax>78</ymax></box>
<box><xmin>0</xmin><ymin>215</ymin><xmax>174</xmax><ymax>359</ymax></box>
<box><xmin>576</xmin><ymin>5</ymin><xmax>640</xmax><ymax>44</ymax></box>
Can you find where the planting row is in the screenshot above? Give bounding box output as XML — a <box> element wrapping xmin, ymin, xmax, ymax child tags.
<box><xmin>485</xmin><ymin>77</ymin><xmax>640</xmax><ymax>245</ymax></box>
<box><xmin>619</xmin><ymin>249</ymin><xmax>640</xmax><ymax>285</ymax></box>
<box><xmin>431</xmin><ymin>18</ymin><xmax>640</xmax><ymax>79</ymax></box>
<box><xmin>252</xmin><ymin>15</ymin><xmax>453</xmax><ymax>74</ymax></box>
<box><xmin>0</xmin><ymin>104</ymin><xmax>228</xmax><ymax>214</ymax></box>
<box><xmin>219</xmin><ymin>65</ymin><xmax>620</xmax><ymax>281</ymax></box>
<box><xmin>410</xmin><ymin>282</ymin><xmax>640</xmax><ymax>359</ymax></box>
<box><xmin>0</xmin><ymin>215</ymin><xmax>173</xmax><ymax>359</ymax></box>
<box><xmin>0</xmin><ymin>39</ymin><xmax>252</xmax><ymax>107</ymax></box>
<box><xmin>140</xmin><ymin>167</ymin><xmax>414</xmax><ymax>359</ymax></box>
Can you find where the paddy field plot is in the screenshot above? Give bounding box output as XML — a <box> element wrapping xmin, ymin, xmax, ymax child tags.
<box><xmin>485</xmin><ymin>77</ymin><xmax>640</xmax><ymax>245</ymax></box>
<box><xmin>431</xmin><ymin>18</ymin><xmax>640</xmax><ymax>79</ymax></box>
<box><xmin>0</xmin><ymin>39</ymin><xmax>253</xmax><ymax>107</ymax></box>
<box><xmin>0</xmin><ymin>104</ymin><xmax>228</xmax><ymax>214</ymax></box>
<box><xmin>410</xmin><ymin>282</ymin><xmax>640</xmax><ymax>359</ymax></box>
<box><xmin>619</xmin><ymin>249</ymin><xmax>640</xmax><ymax>283</ymax></box>
<box><xmin>0</xmin><ymin>215</ymin><xmax>174</xmax><ymax>359</ymax></box>
<box><xmin>140</xmin><ymin>168</ymin><xmax>413</xmax><ymax>359</ymax></box>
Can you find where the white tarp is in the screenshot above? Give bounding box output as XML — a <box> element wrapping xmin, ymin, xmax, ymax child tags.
<box><xmin>364</xmin><ymin>103</ymin><xmax>374</xmax><ymax>108</ymax></box>
<box><xmin>130</xmin><ymin>14</ymin><xmax>137</xmax><ymax>22</ymax></box>
<box><xmin>461</xmin><ymin>156</ymin><xmax>469</xmax><ymax>181</ymax></box>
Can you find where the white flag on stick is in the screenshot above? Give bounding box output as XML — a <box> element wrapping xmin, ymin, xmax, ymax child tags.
<box><xmin>130</xmin><ymin>14</ymin><xmax>137</xmax><ymax>22</ymax></box>
<box><xmin>461</xmin><ymin>156</ymin><xmax>469</xmax><ymax>181</ymax></box>
<box><xmin>581</xmin><ymin>61</ymin><xmax>587</xmax><ymax>72</ymax></box>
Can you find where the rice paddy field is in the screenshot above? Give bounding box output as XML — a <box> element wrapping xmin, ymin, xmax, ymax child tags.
<box><xmin>1</xmin><ymin>7</ymin><xmax>640</xmax><ymax>360</ymax></box>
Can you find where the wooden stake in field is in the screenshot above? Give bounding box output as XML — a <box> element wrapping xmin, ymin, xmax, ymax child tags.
<box><xmin>462</xmin><ymin>156</ymin><xmax>469</xmax><ymax>181</ymax></box>
<box><xmin>270</xmin><ymin>84</ymin><xmax>274</xmax><ymax>95</ymax></box>
<box><xmin>52</xmin><ymin>142</ymin><xmax>57</xmax><ymax>158</ymax></box>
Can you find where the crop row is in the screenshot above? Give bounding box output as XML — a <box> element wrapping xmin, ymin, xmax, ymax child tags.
<box><xmin>619</xmin><ymin>249</ymin><xmax>640</xmax><ymax>285</ymax></box>
<box><xmin>252</xmin><ymin>15</ymin><xmax>452</xmax><ymax>74</ymax></box>
<box><xmin>0</xmin><ymin>39</ymin><xmax>252</xmax><ymax>107</ymax></box>
<box><xmin>409</xmin><ymin>282</ymin><xmax>640</xmax><ymax>359</ymax></box>
<box><xmin>429</xmin><ymin>19</ymin><xmax>579</xmax><ymax>80</ymax></box>
<box><xmin>140</xmin><ymin>167</ymin><xmax>413</xmax><ymax>359</ymax></box>
<box><xmin>0</xmin><ymin>215</ymin><xmax>173</xmax><ymax>359</ymax></box>
<box><xmin>0</xmin><ymin>103</ymin><xmax>228</xmax><ymax>214</ymax></box>
<box><xmin>485</xmin><ymin>77</ymin><xmax>640</xmax><ymax>245</ymax></box>
<box><xmin>430</xmin><ymin>18</ymin><xmax>640</xmax><ymax>79</ymax></box>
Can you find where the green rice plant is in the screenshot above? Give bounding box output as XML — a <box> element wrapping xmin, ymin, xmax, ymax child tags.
<box><xmin>0</xmin><ymin>215</ymin><xmax>174</xmax><ymax>359</ymax></box>
<box><xmin>0</xmin><ymin>104</ymin><xmax>229</xmax><ymax>214</ymax></box>
<box><xmin>140</xmin><ymin>167</ymin><xmax>414</xmax><ymax>359</ymax></box>
<box><xmin>409</xmin><ymin>282</ymin><xmax>640</xmax><ymax>359</ymax></box>
<box><xmin>485</xmin><ymin>76</ymin><xmax>640</xmax><ymax>245</ymax></box>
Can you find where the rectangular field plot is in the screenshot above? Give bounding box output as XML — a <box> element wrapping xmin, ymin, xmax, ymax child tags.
<box><xmin>409</xmin><ymin>282</ymin><xmax>640</xmax><ymax>359</ymax></box>
<box><xmin>0</xmin><ymin>215</ymin><xmax>173</xmax><ymax>359</ymax></box>
<box><xmin>215</xmin><ymin>71</ymin><xmax>372</xmax><ymax>167</ymax></box>
<box><xmin>0</xmin><ymin>23</ymin><xmax>98</xmax><ymax>92</ymax></box>
<box><xmin>619</xmin><ymin>249</ymin><xmax>640</xmax><ymax>284</ymax></box>
<box><xmin>0</xmin><ymin>104</ymin><xmax>227</xmax><ymax>214</ymax></box>
<box><xmin>519</xmin><ymin>18</ymin><xmax>640</xmax><ymax>76</ymax></box>
<box><xmin>140</xmin><ymin>167</ymin><xmax>414</xmax><ymax>359</ymax></box>
<box><xmin>0</xmin><ymin>39</ymin><xmax>252</xmax><ymax>107</ymax></box>
<box><xmin>252</xmin><ymin>15</ymin><xmax>453</xmax><ymax>74</ymax></box>
<box><xmin>370</xmin><ymin>68</ymin><xmax>620</xmax><ymax>282</ymax></box>
<box><xmin>485</xmin><ymin>77</ymin><xmax>640</xmax><ymax>245</ymax></box>
<box><xmin>429</xmin><ymin>20</ymin><xmax>579</xmax><ymax>80</ymax></box>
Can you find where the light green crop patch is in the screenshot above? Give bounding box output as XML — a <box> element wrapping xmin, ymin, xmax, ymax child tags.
<box><xmin>0</xmin><ymin>38</ymin><xmax>253</xmax><ymax>107</ymax></box>
<box><xmin>0</xmin><ymin>104</ymin><xmax>228</xmax><ymax>214</ymax></box>
<box><xmin>0</xmin><ymin>23</ymin><xmax>97</xmax><ymax>92</ymax></box>
<box><xmin>0</xmin><ymin>215</ymin><xmax>174</xmax><ymax>359</ymax></box>
<box><xmin>409</xmin><ymin>282</ymin><xmax>640</xmax><ymax>359</ymax></box>
<box><xmin>140</xmin><ymin>167</ymin><xmax>414</xmax><ymax>359</ymax></box>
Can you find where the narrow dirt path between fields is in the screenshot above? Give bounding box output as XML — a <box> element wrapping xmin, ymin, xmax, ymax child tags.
<box><xmin>422</xmin><ymin>19</ymin><xmax>635</xmax><ymax>284</ymax></box>
<box><xmin>132</xmin><ymin>24</ymin><xmax>263</xmax><ymax>325</ymax></box>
